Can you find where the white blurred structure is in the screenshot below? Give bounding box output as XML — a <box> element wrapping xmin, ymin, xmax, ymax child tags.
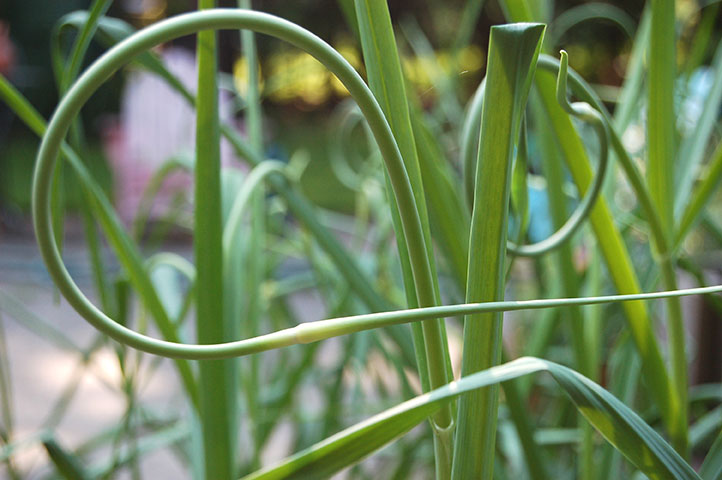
<box><xmin>104</xmin><ymin>47</ymin><xmax>239</xmax><ymax>225</ymax></box>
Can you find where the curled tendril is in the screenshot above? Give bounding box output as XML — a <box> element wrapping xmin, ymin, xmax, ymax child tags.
<box><xmin>32</xmin><ymin>9</ymin><xmax>436</xmax><ymax>360</ymax></box>
<box><xmin>461</xmin><ymin>50</ymin><xmax>610</xmax><ymax>258</ymax></box>
<box><xmin>508</xmin><ymin>50</ymin><xmax>610</xmax><ymax>257</ymax></box>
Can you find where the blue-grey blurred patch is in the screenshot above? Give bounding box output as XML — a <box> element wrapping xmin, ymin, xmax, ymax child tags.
<box><xmin>527</xmin><ymin>186</ymin><xmax>553</xmax><ymax>242</ymax></box>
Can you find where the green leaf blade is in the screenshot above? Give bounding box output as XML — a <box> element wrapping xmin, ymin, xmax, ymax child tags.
<box><xmin>454</xmin><ymin>22</ymin><xmax>545</xmax><ymax>480</ymax></box>
<box><xmin>244</xmin><ymin>358</ymin><xmax>700</xmax><ymax>480</ymax></box>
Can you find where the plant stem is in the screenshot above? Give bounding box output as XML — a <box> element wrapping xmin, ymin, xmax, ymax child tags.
<box><xmin>649</xmin><ymin>0</ymin><xmax>688</xmax><ymax>454</ymax></box>
<box><xmin>453</xmin><ymin>23</ymin><xmax>544</xmax><ymax>480</ymax></box>
<box><xmin>195</xmin><ymin>2</ymin><xmax>235</xmax><ymax>478</ymax></box>
<box><xmin>352</xmin><ymin>2</ymin><xmax>454</xmax><ymax>474</ymax></box>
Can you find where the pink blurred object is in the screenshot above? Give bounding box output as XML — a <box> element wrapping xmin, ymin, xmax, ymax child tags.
<box><xmin>0</xmin><ymin>21</ymin><xmax>17</xmax><ymax>75</ymax></box>
<box><xmin>104</xmin><ymin>47</ymin><xmax>240</xmax><ymax>225</ymax></box>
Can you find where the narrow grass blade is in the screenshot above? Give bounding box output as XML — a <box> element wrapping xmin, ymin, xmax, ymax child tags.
<box><xmin>648</xmin><ymin>0</ymin><xmax>677</xmax><ymax>233</ymax></box>
<box><xmin>675</xmin><ymin>41</ymin><xmax>722</xmax><ymax>219</ymax></box>
<box><xmin>0</xmin><ymin>289</ymin><xmax>82</xmax><ymax>353</ymax></box>
<box><xmin>50</xmin><ymin>3</ymin><xmax>112</xmax><ymax>300</ymax></box>
<box><xmin>44</xmin><ymin>438</ymin><xmax>90</xmax><ymax>480</ymax></box>
<box><xmin>132</xmin><ymin>154</ymin><xmax>193</xmax><ymax>241</ymax></box>
<box><xmin>51</xmin><ymin>0</ymin><xmax>113</xmax><ymax>92</ymax></box>
<box><xmin>452</xmin><ymin>0</ymin><xmax>487</xmax><ymax>51</ymax></box>
<box><xmin>234</xmin><ymin>1</ymin><xmax>263</xmax><ymax>466</ymax></box>
<box><xmin>676</xmin><ymin>140</ymin><xmax>722</xmax><ymax>245</ymax></box>
<box><xmin>681</xmin><ymin>2</ymin><xmax>721</xmax><ymax>77</ymax></box>
<box><xmin>612</xmin><ymin>7</ymin><xmax>649</xmax><ymax>132</ymax></box>
<box><xmin>454</xmin><ymin>23</ymin><xmax>545</xmax><ymax>480</ymax></box>
<box><xmin>401</xmin><ymin>18</ymin><xmax>463</xmax><ymax>126</ymax></box>
<box><xmin>701</xmin><ymin>431</ymin><xmax>722</xmax><ymax>480</ymax></box>
<box><xmin>243</xmin><ymin>357</ymin><xmax>700</xmax><ymax>480</ymax></box>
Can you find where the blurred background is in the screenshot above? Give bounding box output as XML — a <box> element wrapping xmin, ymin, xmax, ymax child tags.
<box><xmin>0</xmin><ymin>0</ymin><xmax>646</xmax><ymax>224</ymax></box>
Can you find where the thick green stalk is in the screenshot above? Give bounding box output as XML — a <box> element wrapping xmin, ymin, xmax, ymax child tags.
<box><xmin>195</xmin><ymin>2</ymin><xmax>235</xmax><ymax>479</ymax></box>
<box><xmin>649</xmin><ymin>0</ymin><xmax>688</xmax><ymax>454</ymax></box>
<box><xmin>648</xmin><ymin>0</ymin><xmax>677</xmax><ymax>234</ymax></box>
<box><xmin>452</xmin><ymin>23</ymin><xmax>544</xmax><ymax>480</ymax></box>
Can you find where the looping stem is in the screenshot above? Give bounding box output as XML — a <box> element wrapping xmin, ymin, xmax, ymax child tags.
<box><xmin>461</xmin><ymin>50</ymin><xmax>611</xmax><ymax>258</ymax></box>
<box><xmin>507</xmin><ymin>50</ymin><xmax>610</xmax><ymax>257</ymax></box>
<box><xmin>31</xmin><ymin>9</ymin><xmax>434</xmax><ymax>361</ymax></box>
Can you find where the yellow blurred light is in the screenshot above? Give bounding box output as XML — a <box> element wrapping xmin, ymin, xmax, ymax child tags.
<box><xmin>233</xmin><ymin>56</ymin><xmax>264</xmax><ymax>98</ymax></box>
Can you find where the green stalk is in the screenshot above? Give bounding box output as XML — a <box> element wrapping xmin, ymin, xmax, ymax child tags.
<box><xmin>352</xmin><ymin>1</ymin><xmax>454</xmax><ymax>473</ymax></box>
<box><xmin>195</xmin><ymin>2</ymin><xmax>235</xmax><ymax>478</ymax></box>
<box><xmin>648</xmin><ymin>0</ymin><xmax>676</xmax><ymax>268</ymax></box>
<box><xmin>649</xmin><ymin>0</ymin><xmax>688</xmax><ymax>454</ymax></box>
<box><xmin>452</xmin><ymin>23</ymin><xmax>544</xmax><ymax>480</ymax></box>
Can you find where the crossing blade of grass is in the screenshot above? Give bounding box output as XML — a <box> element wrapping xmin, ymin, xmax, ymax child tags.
<box><xmin>352</xmin><ymin>1</ymin><xmax>454</xmax><ymax>472</ymax></box>
<box><xmin>401</xmin><ymin>18</ymin><xmax>464</xmax><ymax>127</ymax></box>
<box><xmin>44</xmin><ymin>438</ymin><xmax>90</xmax><ymax>480</ymax></box>
<box><xmin>88</xmin><ymin>422</ymin><xmax>190</xmax><ymax>477</ymax></box>
<box><xmin>612</xmin><ymin>6</ymin><xmax>649</xmax><ymax>132</ymax></box>
<box><xmin>242</xmin><ymin>357</ymin><xmax>700</xmax><ymax>480</ymax></box>
<box><xmin>676</xmin><ymin>140</ymin><xmax>722</xmax><ymax>245</ymax></box>
<box><xmin>452</xmin><ymin>0</ymin><xmax>486</xmax><ymax>51</ymax></box>
<box><xmin>453</xmin><ymin>23</ymin><xmax>544</xmax><ymax>480</ymax></box>
<box><xmin>0</xmin><ymin>289</ymin><xmax>82</xmax><ymax>353</ymax></box>
<box><xmin>132</xmin><ymin>154</ymin><xmax>193</xmax><ymax>241</ymax></box>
